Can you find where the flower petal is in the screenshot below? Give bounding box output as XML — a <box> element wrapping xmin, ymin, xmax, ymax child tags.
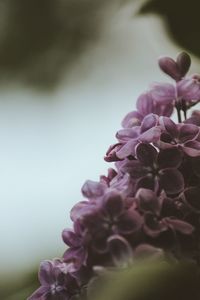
<box><xmin>63</xmin><ymin>247</ymin><xmax>86</xmax><ymax>271</ymax></box>
<box><xmin>110</xmin><ymin>173</ymin><xmax>131</xmax><ymax>196</ymax></box>
<box><xmin>184</xmin><ymin>116</ymin><xmax>200</xmax><ymax>126</ymax></box>
<box><xmin>164</xmin><ymin>218</ymin><xmax>194</xmax><ymax>235</ymax></box>
<box><xmin>92</xmin><ymin>231</ymin><xmax>109</xmax><ymax>254</ymax></box>
<box><xmin>177</xmin><ymin>77</ymin><xmax>200</xmax><ymax>101</ymax></box>
<box><xmin>159</xmin><ymin>169</ymin><xmax>184</xmax><ymax>194</ymax></box>
<box><xmin>39</xmin><ymin>261</ymin><xmax>55</xmax><ymax>286</ymax></box>
<box><xmin>139</xmin><ymin>126</ymin><xmax>161</xmax><ymax>143</ymax></box>
<box><xmin>70</xmin><ymin>201</ymin><xmax>95</xmax><ymax>222</ymax></box>
<box><xmin>183</xmin><ymin>141</ymin><xmax>200</xmax><ymax>157</ymax></box>
<box><xmin>150</xmin><ymin>82</ymin><xmax>176</xmax><ymax>102</ymax></box>
<box><xmin>159</xmin><ymin>117</ymin><xmax>178</xmax><ymax>137</ymax></box>
<box><xmin>116</xmin><ymin>127</ymin><xmax>139</xmax><ymax>142</ymax></box>
<box><xmin>108</xmin><ymin>235</ymin><xmax>133</xmax><ymax>267</ymax></box>
<box><xmin>81</xmin><ymin>180</ymin><xmax>106</xmax><ymax>199</ymax></box>
<box><xmin>136</xmin><ymin>188</ymin><xmax>162</xmax><ymax>215</ymax></box>
<box><xmin>178</xmin><ymin>124</ymin><xmax>199</xmax><ymax>143</ymax></box>
<box><xmin>136</xmin><ymin>175</ymin><xmax>155</xmax><ymax>191</ymax></box>
<box><xmin>118</xmin><ymin>160</ymin><xmax>146</xmax><ymax>179</ymax></box>
<box><xmin>136</xmin><ymin>92</ymin><xmax>154</xmax><ymax>116</ymax></box>
<box><xmin>117</xmin><ymin>209</ymin><xmax>142</xmax><ymax>234</ymax></box>
<box><xmin>104</xmin><ymin>143</ymin><xmax>124</xmax><ymax>162</ymax></box>
<box><xmin>62</xmin><ymin>229</ymin><xmax>81</xmax><ymax>247</ymax></box>
<box><xmin>159</xmin><ymin>132</ymin><xmax>173</xmax><ymax>145</ymax></box>
<box><xmin>116</xmin><ymin>139</ymin><xmax>138</xmax><ymax>159</ymax></box>
<box><xmin>140</xmin><ymin>113</ymin><xmax>158</xmax><ymax>134</ymax></box>
<box><xmin>28</xmin><ymin>286</ymin><xmax>49</xmax><ymax>300</ymax></box>
<box><xmin>104</xmin><ymin>192</ymin><xmax>124</xmax><ymax>217</ymax></box>
<box><xmin>136</xmin><ymin>143</ymin><xmax>157</xmax><ymax>166</ymax></box>
<box><xmin>144</xmin><ymin>213</ymin><xmax>167</xmax><ymax>237</ymax></box>
<box><xmin>122</xmin><ymin>111</ymin><xmax>143</xmax><ymax>128</ymax></box>
<box><xmin>158</xmin><ymin>148</ymin><xmax>182</xmax><ymax>169</ymax></box>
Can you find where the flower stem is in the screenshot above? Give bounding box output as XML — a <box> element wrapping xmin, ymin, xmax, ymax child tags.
<box><xmin>183</xmin><ymin>109</ymin><xmax>187</xmax><ymax>120</ymax></box>
<box><xmin>176</xmin><ymin>108</ymin><xmax>182</xmax><ymax>123</ymax></box>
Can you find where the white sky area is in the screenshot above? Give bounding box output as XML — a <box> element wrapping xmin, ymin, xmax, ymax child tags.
<box><xmin>0</xmin><ymin>4</ymin><xmax>199</xmax><ymax>276</ymax></box>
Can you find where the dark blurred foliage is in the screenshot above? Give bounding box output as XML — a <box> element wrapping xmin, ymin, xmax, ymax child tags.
<box><xmin>94</xmin><ymin>262</ymin><xmax>200</xmax><ymax>300</ymax></box>
<box><xmin>0</xmin><ymin>0</ymin><xmax>116</xmax><ymax>90</ymax></box>
<box><xmin>0</xmin><ymin>271</ymin><xmax>38</xmax><ymax>300</ymax></box>
<box><xmin>140</xmin><ymin>0</ymin><xmax>200</xmax><ymax>59</ymax></box>
<box><xmin>1</xmin><ymin>0</ymin><xmax>200</xmax><ymax>90</ymax></box>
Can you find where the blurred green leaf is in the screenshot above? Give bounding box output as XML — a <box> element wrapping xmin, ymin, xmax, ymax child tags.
<box><xmin>140</xmin><ymin>0</ymin><xmax>200</xmax><ymax>59</ymax></box>
<box><xmin>0</xmin><ymin>271</ymin><xmax>38</xmax><ymax>300</ymax></box>
<box><xmin>94</xmin><ymin>261</ymin><xmax>200</xmax><ymax>300</ymax></box>
<box><xmin>0</xmin><ymin>0</ymin><xmax>116</xmax><ymax>90</ymax></box>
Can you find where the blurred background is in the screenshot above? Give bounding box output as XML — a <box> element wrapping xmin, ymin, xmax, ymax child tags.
<box><xmin>1</xmin><ymin>0</ymin><xmax>200</xmax><ymax>298</ymax></box>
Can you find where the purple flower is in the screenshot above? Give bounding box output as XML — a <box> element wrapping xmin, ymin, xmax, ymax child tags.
<box><xmin>122</xmin><ymin>110</ymin><xmax>144</xmax><ymax>128</ymax></box>
<box><xmin>136</xmin><ymin>91</ymin><xmax>173</xmax><ymax>118</ymax></box>
<box><xmin>114</xmin><ymin>114</ymin><xmax>161</xmax><ymax>160</ymax></box>
<box><xmin>185</xmin><ymin>110</ymin><xmax>200</xmax><ymax>126</ymax></box>
<box><xmin>28</xmin><ymin>260</ymin><xmax>80</xmax><ymax>300</ymax></box>
<box><xmin>191</xmin><ymin>110</ymin><xmax>200</xmax><ymax>118</ymax></box>
<box><xmin>100</xmin><ymin>168</ymin><xmax>117</xmax><ymax>186</ymax></box>
<box><xmin>29</xmin><ymin>52</ymin><xmax>200</xmax><ymax>300</ymax></box>
<box><xmin>62</xmin><ymin>221</ymin><xmax>87</xmax><ymax>272</ymax></box>
<box><xmin>104</xmin><ymin>143</ymin><xmax>125</xmax><ymax>162</ymax></box>
<box><xmin>122</xmin><ymin>90</ymin><xmax>173</xmax><ymax>129</ymax></box>
<box><xmin>70</xmin><ymin>178</ymin><xmax>109</xmax><ymax>223</ymax></box>
<box><xmin>177</xmin><ymin>75</ymin><xmax>200</xmax><ymax>109</ymax></box>
<box><xmin>118</xmin><ymin>143</ymin><xmax>184</xmax><ymax>195</ymax></box>
<box><xmin>149</xmin><ymin>76</ymin><xmax>200</xmax><ymax>113</ymax></box>
<box><xmin>80</xmin><ymin>190</ymin><xmax>142</xmax><ymax>253</ymax></box>
<box><xmin>136</xmin><ymin>188</ymin><xmax>194</xmax><ymax>238</ymax></box>
<box><xmin>159</xmin><ymin>117</ymin><xmax>200</xmax><ymax>157</ymax></box>
<box><xmin>70</xmin><ymin>173</ymin><xmax>131</xmax><ymax>223</ymax></box>
<box><xmin>178</xmin><ymin>75</ymin><xmax>200</xmax><ymax>100</ymax></box>
<box><xmin>108</xmin><ymin>235</ymin><xmax>133</xmax><ymax>267</ymax></box>
<box><xmin>81</xmin><ymin>180</ymin><xmax>107</xmax><ymax>200</ymax></box>
<box><xmin>149</xmin><ymin>82</ymin><xmax>175</xmax><ymax>103</ymax></box>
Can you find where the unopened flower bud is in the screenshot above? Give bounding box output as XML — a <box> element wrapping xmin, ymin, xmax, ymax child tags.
<box><xmin>158</xmin><ymin>56</ymin><xmax>181</xmax><ymax>80</ymax></box>
<box><xmin>176</xmin><ymin>51</ymin><xmax>191</xmax><ymax>77</ymax></box>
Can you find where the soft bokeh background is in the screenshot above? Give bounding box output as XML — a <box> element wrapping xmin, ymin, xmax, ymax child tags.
<box><xmin>1</xmin><ymin>0</ymin><xmax>200</xmax><ymax>298</ymax></box>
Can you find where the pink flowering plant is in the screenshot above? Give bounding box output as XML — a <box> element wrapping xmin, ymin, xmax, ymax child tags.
<box><xmin>29</xmin><ymin>52</ymin><xmax>200</xmax><ymax>300</ymax></box>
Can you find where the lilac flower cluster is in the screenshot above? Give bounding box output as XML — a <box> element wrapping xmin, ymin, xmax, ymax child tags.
<box><xmin>29</xmin><ymin>52</ymin><xmax>200</xmax><ymax>300</ymax></box>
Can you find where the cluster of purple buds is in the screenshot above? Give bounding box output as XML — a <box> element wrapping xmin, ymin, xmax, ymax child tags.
<box><xmin>29</xmin><ymin>52</ymin><xmax>200</xmax><ymax>300</ymax></box>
